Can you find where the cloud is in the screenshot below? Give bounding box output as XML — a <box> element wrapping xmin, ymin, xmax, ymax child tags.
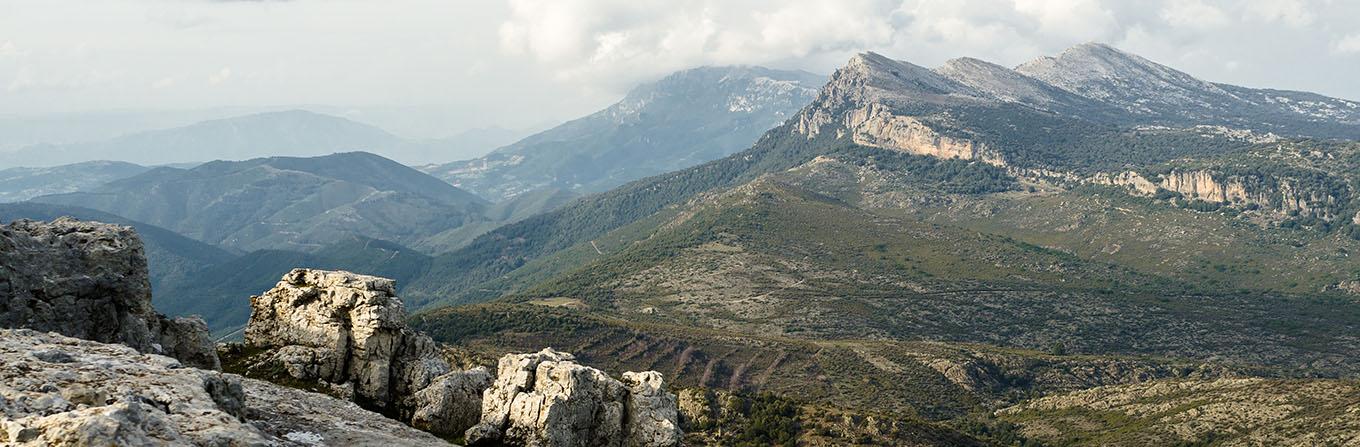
<box><xmin>207</xmin><ymin>67</ymin><xmax>232</xmax><ymax>85</ymax></box>
<box><xmin>152</xmin><ymin>76</ymin><xmax>178</xmax><ymax>89</ymax></box>
<box><xmin>1160</xmin><ymin>0</ymin><xmax>1230</xmax><ymax>30</ymax></box>
<box><xmin>1012</xmin><ymin>0</ymin><xmax>1119</xmax><ymax>42</ymax></box>
<box><xmin>1336</xmin><ymin>33</ymin><xmax>1360</xmax><ymax>54</ymax></box>
<box><xmin>498</xmin><ymin>0</ymin><xmax>903</xmax><ymax>87</ymax></box>
<box><xmin>0</xmin><ymin>40</ymin><xmax>27</xmax><ymax>58</ymax></box>
<box><xmin>1245</xmin><ymin>0</ymin><xmax>1315</xmax><ymax>27</ymax></box>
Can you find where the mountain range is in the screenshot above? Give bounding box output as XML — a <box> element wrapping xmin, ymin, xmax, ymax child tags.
<box><xmin>422</xmin><ymin>66</ymin><xmax>824</xmax><ymax>201</ymax></box>
<box><xmin>5</xmin><ymin>42</ymin><xmax>1360</xmax><ymax>445</ymax></box>
<box><xmin>0</xmin><ymin>160</ymin><xmax>150</xmax><ymax>202</ymax></box>
<box><xmin>31</xmin><ymin>151</ymin><xmax>487</xmax><ymax>252</ymax></box>
<box><xmin>0</xmin><ymin>109</ymin><xmax>531</xmax><ymax>168</ymax></box>
<box><xmin>387</xmin><ymin>43</ymin><xmax>1360</xmax><ymax>445</ymax></box>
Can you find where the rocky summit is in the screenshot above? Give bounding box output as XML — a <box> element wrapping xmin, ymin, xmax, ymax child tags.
<box><xmin>466</xmin><ymin>348</ymin><xmax>682</xmax><ymax>447</ymax></box>
<box><xmin>0</xmin><ymin>217</ymin><xmax>218</xmax><ymax>370</ymax></box>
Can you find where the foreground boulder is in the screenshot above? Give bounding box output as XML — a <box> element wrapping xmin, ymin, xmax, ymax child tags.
<box><xmin>466</xmin><ymin>348</ymin><xmax>682</xmax><ymax>447</ymax></box>
<box><xmin>0</xmin><ymin>329</ymin><xmax>447</xmax><ymax>446</ymax></box>
<box><xmin>241</xmin><ymin>268</ymin><xmax>488</xmax><ymax>436</ymax></box>
<box><xmin>0</xmin><ymin>218</ymin><xmax>218</xmax><ymax>370</ymax></box>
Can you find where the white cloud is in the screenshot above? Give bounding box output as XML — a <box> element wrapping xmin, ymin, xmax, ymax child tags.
<box><xmin>1012</xmin><ymin>0</ymin><xmax>1119</xmax><ymax>42</ymax></box>
<box><xmin>0</xmin><ymin>41</ymin><xmax>22</xmax><ymax>58</ymax></box>
<box><xmin>1245</xmin><ymin>0</ymin><xmax>1315</xmax><ymax>27</ymax></box>
<box><xmin>1160</xmin><ymin>0</ymin><xmax>1230</xmax><ymax>30</ymax></box>
<box><xmin>1336</xmin><ymin>33</ymin><xmax>1360</xmax><ymax>54</ymax></box>
<box><xmin>498</xmin><ymin>0</ymin><xmax>902</xmax><ymax>87</ymax></box>
<box><xmin>207</xmin><ymin>67</ymin><xmax>232</xmax><ymax>85</ymax></box>
<box><xmin>152</xmin><ymin>76</ymin><xmax>177</xmax><ymax>89</ymax></box>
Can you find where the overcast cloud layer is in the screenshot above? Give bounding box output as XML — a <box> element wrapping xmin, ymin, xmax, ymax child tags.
<box><xmin>1</xmin><ymin>0</ymin><xmax>1357</xmax><ymax>135</ymax></box>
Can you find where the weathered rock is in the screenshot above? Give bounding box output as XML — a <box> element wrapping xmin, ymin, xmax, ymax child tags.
<box><xmin>622</xmin><ymin>371</ymin><xmax>684</xmax><ymax>447</ymax></box>
<box><xmin>242</xmin><ymin>268</ymin><xmax>488</xmax><ymax>436</ymax></box>
<box><xmin>409</xmin><ymin>367</ymin><xmax>493</xmax><ymax>435</ymax></box>
<box><xmin>0</xmin><ymin>328</ymin><xmax>448</xmax><ymax>446</ymax></box>
<box><xmin>0</xmin><ymin>217</ymin><xmax>219</xmax><ymax>370</ymax></box>
<box><xmin>466</xmin><ymin>348</ymin><xmax>682</xmax><ymax>447</ymax></box>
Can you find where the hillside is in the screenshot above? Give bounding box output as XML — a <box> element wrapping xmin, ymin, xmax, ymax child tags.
<box><xmin>0</xmin><ymin>160</ymin><xmax>149</xmax><ymax>202</ymax></box>
<box><xmin>157</xmin><ymin>235</ymin><xmax>432</xmax><ymax>336</ymax></box>
<box><xmin>998</xmin><ymin>377</ymin><xmax>1360</xmax><ymax>446</ymax></box>
<box><xmin>399</xmin><ymin>44</ymin><xmax>1360</xmax><ymax>309</ymax></box>
<box><xmin>432</xmin><ymin>152</ymin><xmax>1360</xmax><ymax>374</ymax></box>
<box><xmin>423</xmin><ymin>66</ymin><xmax>823</xmax><ymax>201</ymax></box>
<box><xmin>33</xmin><ymin>151</ymin><xmax>487</xmax><ymax>252</ymax></box>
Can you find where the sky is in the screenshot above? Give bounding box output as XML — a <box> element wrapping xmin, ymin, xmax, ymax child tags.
<box><xmin>2</xmin><ymin>0</ymin><xmax>1358</xmax><ymax>137</ymax></box>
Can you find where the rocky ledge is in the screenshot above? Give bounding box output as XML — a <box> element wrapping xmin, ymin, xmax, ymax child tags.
<box><xmin>0</xmin><ymin>328</ymin><xmax>448</xmax><ymax>446</ymax></box>
<box><xmin>0</xmin><ymin>218</ymin><xmax>218</xmax><ymax>370</ymax></box>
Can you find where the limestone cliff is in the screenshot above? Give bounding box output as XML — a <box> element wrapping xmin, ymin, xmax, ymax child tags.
<box><xmin>0</xmin><ymin>217</ymin><xmax>218</xmax><ymax>370</ymax></box>
<box><xmin>792</xmin><ymin>52</ymin><xmax>1005</xmax><ymax>167</ymax></box>
<box><xmin>1092</xmin><ymin>169</ymin><xmax>1335</xmax><ymax>218</ymax></box>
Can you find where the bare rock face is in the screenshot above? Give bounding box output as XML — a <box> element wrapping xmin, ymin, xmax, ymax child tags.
<box><xmin>0</xmin><ymin>218</ymin><xmax>219</xmax><ymax>370</ymax></box>
<box><xmin>0</xmin><ymin>328</ymin><xmax>447</xmax><ymax>446</ymax></box>
<box><xmin>466</xmin><ymin>348</ymin><xmax>682</xmax><ymax>447</ymax></box>
<box><xmin>409</xmin><ymin>367</ymin><xmax>493</xmax><ymax>435</ymax></box>
<box><xmin>242</xmin><ymin>268</ymin><xmax>487</xmax><ymax>436</ymax></box>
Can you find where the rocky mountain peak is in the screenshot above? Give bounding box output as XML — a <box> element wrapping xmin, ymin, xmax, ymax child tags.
<box><xmin>934</xmin><ymin>56</ymin><xmax>1092</xmax><ymax>112</ymax></box>
<box><xmin>1015</xmin><ymin>42</ymin><xmax>1234</xmax><ymax>116</ymax></box>
<box><xmin>838</xmin><ymin>51</ymin><xmax>970</xmax><ymax>99</ymax></box>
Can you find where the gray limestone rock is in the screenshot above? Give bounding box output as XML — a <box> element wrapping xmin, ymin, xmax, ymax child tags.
<box><xmin>0</xmin><ymin>217</ymin><xmax>219</xmax><ymax>370</ymax></box>
<box><xmin>466</xmin><ymin>348</ymin><xmax>682</xmax><ymax>447</ymax></box>
<box><xmin>0</xmin><ymin>328</ymin><xmax>447</xmax><ymax>446</ymax></box>
<box><xmin>242</xmin><ymin>268</ymin><xmax>488</xmax><ymax>437</ymax></box>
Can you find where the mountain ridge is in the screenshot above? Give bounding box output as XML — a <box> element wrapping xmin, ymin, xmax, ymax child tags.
<box><xmin>423</xmin><ymin>65</ymin><xmax>824</xmax><ymax>201</ymax></box>
<box><xmin>33</xmin><ymin>151</ymin><xmax>487</xmax><ymax>252</ymax></box>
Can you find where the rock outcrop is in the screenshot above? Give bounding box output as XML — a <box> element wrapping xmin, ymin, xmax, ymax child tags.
<box><xmin>241</xmin><ymin>268</ymin><xmax>488</xmax><ymax>437</ymax></box>
<box><xmin>466</xmin><ymin>348</ymin><xmax>682</xmax><ymax>447</ymax></box>
<box><xmin>0</xmin><ymin>328</ymin><xmax>448</xmax><ymax>446</ymax></box>
<box><xmin>0</xmin><ymin>217</ymin><xmax>219</xmax><ymax>370</ymax></box>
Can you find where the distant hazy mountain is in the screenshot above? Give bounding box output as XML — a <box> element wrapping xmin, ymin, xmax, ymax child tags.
<box><xmin>0</xmin><ymin>110</ymin><xmax>407</xmax><ymax>167</ymax></box>
<box><xmin>0</xmin><ymin>161</ymin><xmax>149</xmax><ymax>202</ymax></box>
<box><xmin>33</xmin><ymin>151</ymin><xmax>486</xmax><ymax>252</ymax></box>
<box><xmin>423</xmin><ymin>66</ymin><xmax>824</xmax><ymax>200</ymax></box>
<box><xmin>0</xmin><ymin>107</ymin><xmax>275</xmax><ymax>152</ymax></box>
<box><xmin>400</xmin><ymin>126</ymin><xmax>533</xmax><ymax>166</ymax></box>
